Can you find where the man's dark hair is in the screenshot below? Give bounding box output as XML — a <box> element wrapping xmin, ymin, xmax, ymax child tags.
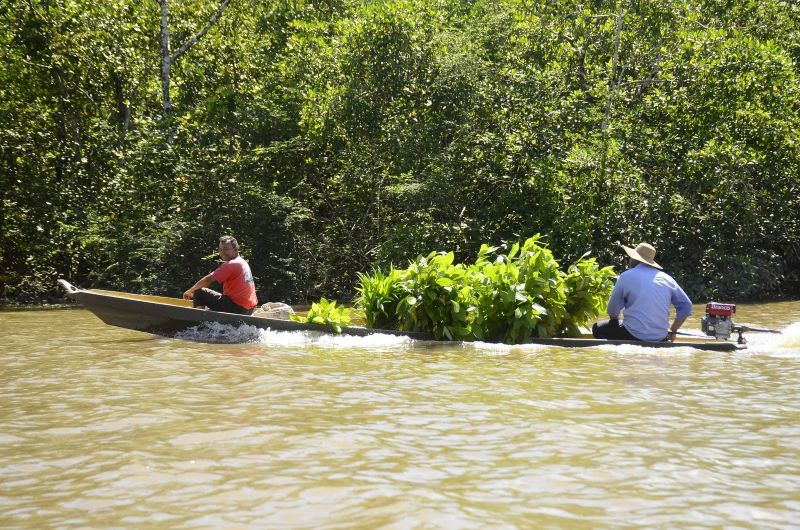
<box><xmin>219</xmin><ymin>235</ymin><xmax>239</xmax><ymax>250</ymax></box>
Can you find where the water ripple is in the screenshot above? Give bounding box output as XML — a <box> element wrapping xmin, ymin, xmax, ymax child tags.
<box><xmin>1</xmin><ymin>308</ymin><xmax>799</xmax><ymax>528</ymax></box>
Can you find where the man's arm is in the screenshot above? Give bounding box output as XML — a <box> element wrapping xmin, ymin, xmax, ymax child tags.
<box><xmin>666</xmin><ymin>315</ymin><xmax>689</xmax><ymax>342</ymax></box>
<box><xmin>183</xmin><ymin>273</ymin><xmax>215</xmax><ymax>300</ymax></box>
<box><xmin>667</xmin><ymin>285</ymin><xmax>693</xmax><ymax>341</ymax></box>
<box><xmin>606</xmin><ymin>275</ymin><xmax>625</xmax><ymax>319</ymax></box>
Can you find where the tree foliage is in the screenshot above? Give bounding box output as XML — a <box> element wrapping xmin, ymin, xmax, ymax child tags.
<box><xmin>2</xmin><ymin>0</ymin><xmax>799</xmax><ymax>304</ymax></box>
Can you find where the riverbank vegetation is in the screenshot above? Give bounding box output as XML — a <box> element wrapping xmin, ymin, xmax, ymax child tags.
<box><xmin>2</xmin><ymin>0</ymin><xmax>800</xmax><ymax>304</ymax></box>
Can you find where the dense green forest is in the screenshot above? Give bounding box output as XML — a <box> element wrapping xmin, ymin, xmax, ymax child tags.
<box><xmin>2</xmin><ymin>0</ymin><xmax>799</xmax><ymax>305</ymax></box>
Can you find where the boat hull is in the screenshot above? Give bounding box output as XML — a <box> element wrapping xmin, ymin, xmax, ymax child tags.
<box><xmin>59</xmin><ymin>280</ymin><xmax>435</xmax><ymax>340</ymax></box>
<box><xmin>58</xmin><ymin>280</ymin><xmax>745</xmax><ymax>351</ymax></box>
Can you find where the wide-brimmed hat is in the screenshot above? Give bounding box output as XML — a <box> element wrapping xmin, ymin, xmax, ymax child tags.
<box><xmin>621</xmin><ymin>242</ymin><xmax>662</xmax><ymax>269</ymax></box>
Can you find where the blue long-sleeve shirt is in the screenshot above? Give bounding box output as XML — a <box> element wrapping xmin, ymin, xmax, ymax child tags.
<box><xmin>607</xmin><ymin>264</ymin><xmax>693</xmax><ymax>341</ymax></box>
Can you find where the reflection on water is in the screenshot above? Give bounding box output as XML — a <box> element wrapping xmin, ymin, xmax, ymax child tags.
<box><xmin>1</xmin><ymin>302</ymin><xmax>799</xmax><ymax>529</ymax></box>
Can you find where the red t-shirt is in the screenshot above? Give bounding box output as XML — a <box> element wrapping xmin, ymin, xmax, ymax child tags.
<box><xmin>212</xmin><ymin>256</ymin><xmax>257</xmax><ymax>309</ymax></box>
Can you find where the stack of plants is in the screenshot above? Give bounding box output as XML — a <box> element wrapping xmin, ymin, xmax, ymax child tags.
<box><xmin>290</xmin><ymin>297</ymin><xmax>352</xmax><ymax>333</ymax></box>
<box><xmin>351</xmin><ymin>235</ymin><xmax>616</xmax><ymax>343</ymax></box>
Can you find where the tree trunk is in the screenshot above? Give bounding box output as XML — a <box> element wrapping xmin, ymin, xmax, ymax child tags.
<box><xmin>602</xmin><ymin>7</ymin><xmax>623</xmax><ymax>133</ymax></box>
<box><xmin>160</xmin><ymin>0</ymin><xmax>172</xmax><ymax>115</ymax></box>
<box><xmin>159</xmin><ymin>0</ymin><xmax>231</xmax><ymax>117</ymax></box>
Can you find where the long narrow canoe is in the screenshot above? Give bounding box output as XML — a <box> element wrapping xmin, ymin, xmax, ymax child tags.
<box><xmin>57</xmin><ymin>280</ymin><xmax>746</xmax><ymax>351</ymax></box>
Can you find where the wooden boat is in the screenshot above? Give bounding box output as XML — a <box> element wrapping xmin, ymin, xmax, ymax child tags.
<box><xmin>57</xmin><ymin>280</ymin><xmax>746</xmax><ymax>351</ymax></box>
<box><xmin>57</xmin><ymin>280</ymin><xmax>435</xmax><ymax>341</ymax></box>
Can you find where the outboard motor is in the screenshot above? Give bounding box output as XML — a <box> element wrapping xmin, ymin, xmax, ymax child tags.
<box><xmin>701</xmin><ymin>302</ymin><xmax>736</xmax><ymax>339</ymax></box>
<box><xmin>701</xmin><ymin>302</ymin><xmax>781</xmax><ymax>344</ymax></box>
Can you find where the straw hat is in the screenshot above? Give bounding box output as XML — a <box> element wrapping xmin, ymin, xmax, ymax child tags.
<box><xmin>621</xmin><ymin>242</ymin><xmax>662</xmax><ymax>269</ymax></box>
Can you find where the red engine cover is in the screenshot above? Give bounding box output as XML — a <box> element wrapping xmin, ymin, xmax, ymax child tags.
<box><xmin>706</xmin><ymin>302</ymin><xmax>736</xmax><ymax>317</ymax></box>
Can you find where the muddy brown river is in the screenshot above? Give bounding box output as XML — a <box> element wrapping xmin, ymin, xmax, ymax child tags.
<box><xmin>2</xmin><ymin>301</ymin><xmax>799</xmax><ymax>528</ymax></box>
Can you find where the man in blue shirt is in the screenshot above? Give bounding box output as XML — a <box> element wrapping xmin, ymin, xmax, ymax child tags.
<box><xmin>592</xmin><ymin>242</ymin><xmax>692</xmax><ymax>342</ymax></box>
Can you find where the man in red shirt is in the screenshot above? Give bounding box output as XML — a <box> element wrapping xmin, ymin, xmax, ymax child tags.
<box><xmin>183</xmin><ymin>235</ymin><xmax>258</xmax><ymax>315</ymax></box>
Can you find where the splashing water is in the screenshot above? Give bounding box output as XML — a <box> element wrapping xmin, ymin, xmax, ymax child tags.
<box><xmin>175</xmin><ymin>321</ymin><xmax>265</xmax><ymax>343</ymax></box>
<box><xmin>175</xmin><ymin>321</ymin><xmax>417</xmax><ymax>351</ymax></box>
<box><xmin>743</xmin><ymin>321</ymin><xmax>800</xmax><ymax>357</ymax></box>
<box><xmin>172</xmin><ymin>320</ymin><xmax>800</xmax><ymax>358</ymax></box>
<box><xmin>176</xmin><ymin>322</ymin><xmax>800</xmax><ymax>358</ymax></box>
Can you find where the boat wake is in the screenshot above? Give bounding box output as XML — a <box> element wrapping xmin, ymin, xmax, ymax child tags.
<box><xmin>173</xmin><ymin>321</ymin><xmax>800</xmax><ymax>357</ymax></box>
<box><xmin>175</xmin><ymin>322</ymin><xmax>266</xmax><ymax>343</ymax></box>
<box><xmin>743</xmin><ymin>321</ymin><xmax>800</xmax><ymax>357</ymax></box>
<box><xmin>592</xmin><ymin>323</ymin><xmax>800</xmax><ymax>357</ymax></box>
<box><xmin>174</xmin><ymin>321</ymin><xmax>416</xmax><ymax>350</ymax></box>
<box><xmin>465</xmin><ymin>323</ymin><xmax>800</xmax><ymax>357</ymax></box>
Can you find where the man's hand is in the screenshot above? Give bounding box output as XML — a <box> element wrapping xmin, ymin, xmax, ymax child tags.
<box><xmin>183</xmin><ymin>274</ymin><xmax>214</xmax><ymax>300</ymax></box>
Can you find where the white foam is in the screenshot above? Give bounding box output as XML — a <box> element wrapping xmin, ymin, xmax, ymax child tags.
<box><xmin>741</xmin><ymin>322</ymin><xmax>800</xmax><ymax>357</ymax></box>
<box><xmin>257</xmin><ymin>327</ymin><xmax>417</xmax><ymax>350</ymax></box>
<box><xmin>172</xmin><ymin>321</ymin><xmax>800</xmax><ymax>357</ymax></box>
<box><xmin>174</xmin><ymin>321</ymin><xmax>416</xmax><ymax>350</ymax></box>
<box><xmin>175</xmin><ymin>322</ymin><xmax>265</xmax><ymax>344</ymax></box>
<box><xmin>468</xmin><ymin>340</ymin><xmax>551</xmax><ymax>355</ymax></box>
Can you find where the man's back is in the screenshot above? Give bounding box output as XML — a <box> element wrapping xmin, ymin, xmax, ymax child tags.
<box><xmin>608</xmin><ymin>265</ymin><xmax>692</xmax><ymax>341</ymax></box>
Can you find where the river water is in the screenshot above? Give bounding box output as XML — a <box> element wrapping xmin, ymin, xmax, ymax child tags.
<box><xmin>1</xmin><ymin>302</ymin><xmax>799</xmax><ymax>529</ymax></box>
